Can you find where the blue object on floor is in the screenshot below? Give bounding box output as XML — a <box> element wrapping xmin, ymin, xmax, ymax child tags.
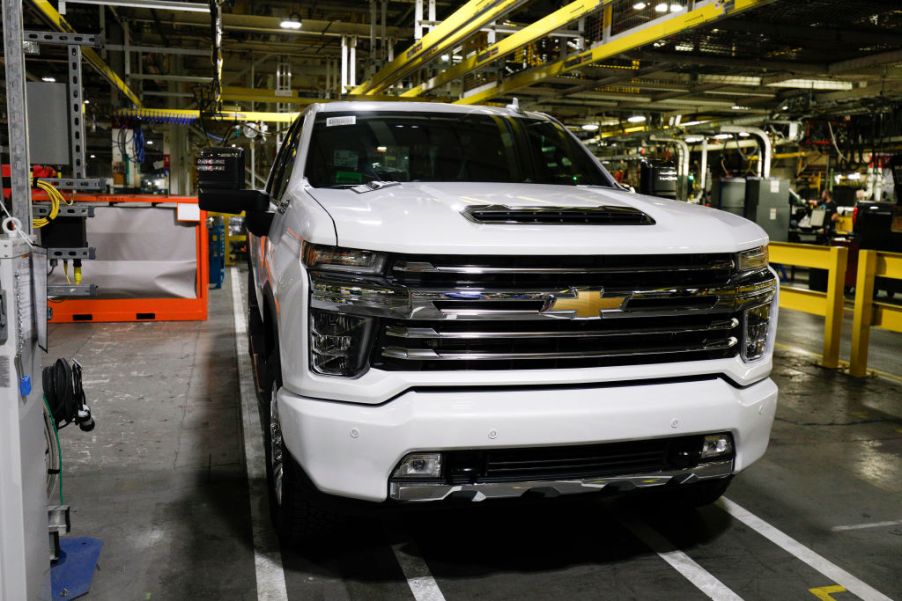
<box><xmin>51</xmin><ymin>537</ymin><xmax>103</xmax><ymax>600</ymax></box>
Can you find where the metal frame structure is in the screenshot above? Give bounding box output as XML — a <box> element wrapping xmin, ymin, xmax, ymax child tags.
<box><xmin>27</xmin><ymin>0</ymin><xmax>142</xmax><ymax>107</ymax></box>
<box><xmin>352</xmin><ymin>0</ymin><xmax>528</xmax><ymax>96</ymax></box>
<box><xmin>455</xmin><ymin>0</ymin><xmax>777</xmax><ymax>106</ymax></box>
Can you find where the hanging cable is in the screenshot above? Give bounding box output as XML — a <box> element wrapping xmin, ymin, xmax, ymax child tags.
<box><xmin>33</xmin><ymin>180</ymin><xmax>65</xmax><ymax>229</ymax></box>
<box><xmin>42</xmin><ymin>359</ymin><xmax>95</xmax><ymax>433</ymax></box>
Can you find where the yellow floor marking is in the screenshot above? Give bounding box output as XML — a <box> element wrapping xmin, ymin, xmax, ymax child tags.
<box><xmin>809</xmin><ymin>584</ymin><xmax>847</xmax><ymax>600</ymax></box>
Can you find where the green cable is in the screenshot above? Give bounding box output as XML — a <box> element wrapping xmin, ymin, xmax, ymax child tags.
<box><xmin>43</xmin><ymin>396</ymin><xmax>64</xmax><ymax>505</ymax></box>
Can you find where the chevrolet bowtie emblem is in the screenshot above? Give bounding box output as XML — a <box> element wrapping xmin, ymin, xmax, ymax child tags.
<box><xmin>541</xmin><ymin>288</ymin><xmax>627</xmax><ymax>319</ymax></box>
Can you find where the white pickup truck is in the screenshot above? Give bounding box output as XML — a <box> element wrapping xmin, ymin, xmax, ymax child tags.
<box><xmin>198</xmin><ymin>101</ymin><xmax>779</xmax><ymax>543</ymax></box>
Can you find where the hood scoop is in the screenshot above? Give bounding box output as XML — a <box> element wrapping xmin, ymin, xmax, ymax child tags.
<box><xmin>463</xmin><ymin>204</ymin><xmax>655</xmax><ymax>225</ymax></box>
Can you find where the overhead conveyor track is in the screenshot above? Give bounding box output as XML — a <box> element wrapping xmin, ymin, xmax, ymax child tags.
<box><xmin>455</xmin><ymin>0</ymin><xmax>778</xmax><ymax>106</ymax></box>
<box><xmin>401</xmin><ymin>0</ymin><xmax>607</xmax><ymax>98</ymax></box>
<box><xmin>352</xmin><ymin>0</ymin><xmax>530</xmax><ymax>96</ymax></box>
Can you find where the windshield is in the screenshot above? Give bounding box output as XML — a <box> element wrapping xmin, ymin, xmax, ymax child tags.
<box><xmin>304</xmin><ymin>111</ymin><xmax>612</xmax><ymax>189</ymax></box>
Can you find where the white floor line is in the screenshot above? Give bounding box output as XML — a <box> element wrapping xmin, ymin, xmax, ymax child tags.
<box><xmin>391</xmin><ymin>541</ymin><xmax>447</xmax><ymax>601</ymax></box>
<box><xmin>832</xmin><ymin>519</ymin><xmax>902</xmax><ymax>532</ymax></box>
<box><xmin>720</xmin><ymin>498</ymin><xmax>893</xmax><ymax>601</ymax></box>
<box><xmin>622</xmin><ymin>518</ymin><xmax>744</xmax><ymax>601</ymax></box>
<box><xmin>230</xmin><ymin>267</ymin><xmax>290</xmax><ymax>601</ymax></box>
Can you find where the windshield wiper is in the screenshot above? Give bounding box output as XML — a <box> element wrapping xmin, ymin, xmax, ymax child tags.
<box><xmin>351</xmin><ymin>180</ymin><xmax>401</xmax><ymax>194</ymax></box>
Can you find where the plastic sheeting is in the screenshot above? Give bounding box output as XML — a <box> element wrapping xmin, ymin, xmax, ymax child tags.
<box><xmin>47</xmin><ymin>206</ymin><xmax>198</xmax><ymax>299</ymax></box>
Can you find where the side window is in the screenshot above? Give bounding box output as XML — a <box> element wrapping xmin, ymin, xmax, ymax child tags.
<box><xmin>266</xmin><ymin>116</ymin><xmax>303</xmax><ymax>199</ymax></box>
<box><xmin>275</xmin><ymin>125</ymin><xmax>302</xmax><ymax>201</ymax></box>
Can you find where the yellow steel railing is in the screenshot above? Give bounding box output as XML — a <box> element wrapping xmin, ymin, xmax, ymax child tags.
<box><xmin>850</xmin><ymin>249</ymin><xmax>902</xmax><ymax>377</ymax></box>
<box><xmin>769</xmin><ymin>242</ymin><xmax>848</xmax><ymax>368</ymax></box>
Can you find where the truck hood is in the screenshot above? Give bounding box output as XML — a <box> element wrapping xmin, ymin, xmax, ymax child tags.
<box><xmin>307</xmin><ymin>182</ymin><xmax>768</xmax><ymax>255</ymax></box>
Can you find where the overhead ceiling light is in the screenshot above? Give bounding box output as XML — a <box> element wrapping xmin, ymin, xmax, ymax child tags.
<box><xmin>90</xmin><ymin>154</ymin><xmax>96</xmax><ymax>158</ymax></box>
<box><xmin>633</xmin><ymin>1</ymin><xmax>647</xmax><ymax>8</ymax></box>
<box><xmin>146</xmin><ymin>140</ymin><xmax>154</xmax><ymax>145</ymax></box>
<box><xmin>279</xmin><ymin>13</ymin><xmax>302</xmax><ymax>30</ymax></box>
<box><xmin>738</xmin><ymin>131</ymin><xmax>750</xmax><ymax>137</ymax></box>
<box><xmin>731</xmin><ymin>105</ymin><xmax>749</xmax><ymax>110</ymax></box>
<box><xmin>669</xmin><ymin>2</ymin><xmax>683</xmax><ymax>11</ymax></box>
<box><xmin>847</xmin><ymin>172</ymin><xmax>861</xmax><ymax>181</ymax></box>
<box><xmin>582</xmin><ymin>123</ymin><xmax>599</xmax><ymax>131</ymax></box>
<box><xmin>627</xmin><ymin>115</ymin><xmax>646</xmax><ymax>123</ymax></box>
<box><xmin>654</xmin><ymin>2</ymin><xmax>669</xmax><ymax>13</ymax></box>
<box><xmin>440</xmin><ymin>54</ymin><xmax>450</xmax><ymax>62</ymax></box>
<box><xmin>83</xmin><ymin>99</ymin><xmax>90</xmax><ymax>104</ymax></box>
<box><xmin>41</xmin><ymin>75</ymin><xmax>56</xmax><ymax>82</ymax></box>
<box><xmin>685</xmin><ymin>136</ymin><xmax>704</xmax><ymax>143</ymax></box>
<box><xmin>781</xmin><ymin>105</ymin><xmax>789</xmax><ymax>110</ymax></box>
<box><xmin>713</xmin><ymin>133</ymin><xmax>732</xmax><ymax>140</ymax></box>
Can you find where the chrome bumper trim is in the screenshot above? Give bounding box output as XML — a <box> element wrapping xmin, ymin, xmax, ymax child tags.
<box><xmin>389</xmin><ymin>459</ymin><xmax>733</xmax><ymax>502</ymax></box>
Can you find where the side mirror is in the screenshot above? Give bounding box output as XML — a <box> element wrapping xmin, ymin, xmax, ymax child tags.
<box><xmin>197</xmin><ymin>147</ymin><xmax>273</xmax><ymax>236</ymax></box>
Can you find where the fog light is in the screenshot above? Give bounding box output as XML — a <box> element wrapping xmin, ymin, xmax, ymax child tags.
<box><xmin>701</xmin><ymin>434</ymin><xmax>733</xmax><ymax>460</ymax></box>
<box><xmin>393</xmin><ymin>453</ymin><xmax>443</xmax><ymax>479</ymax></box>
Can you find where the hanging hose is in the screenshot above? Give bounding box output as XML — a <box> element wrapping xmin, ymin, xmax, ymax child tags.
<box><xmin>43</xmin><ymin>359</ymin><xmax>95</xmax><ymax>432</ymax></box>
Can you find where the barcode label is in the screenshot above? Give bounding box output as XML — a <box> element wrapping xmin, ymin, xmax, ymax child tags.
<box><xmin>326</xmin><ymin>116</ymin><xmax>356</xmax><ymax>127</ymax></box>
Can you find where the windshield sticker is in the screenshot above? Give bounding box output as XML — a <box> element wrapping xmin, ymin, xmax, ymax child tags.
<box><xmin>326</xmin><ymin>116</ymin><xmax>356</xmax><ymax>127</ymax></box>
<box><xmin>333</xmin><ymin>150</ymin><xmax>358</xmax><ymax>168</ymax></box>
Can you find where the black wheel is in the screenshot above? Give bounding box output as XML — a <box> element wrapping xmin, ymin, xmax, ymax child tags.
<box><xmin>262</xmin><ymin>348</ymin><xmax>343</xmax><ymax>546</ymax></box>
<box><xmin>672</xmin><ymin>477</ymin><xmax>732</xmax><ymax>507</ymax></box>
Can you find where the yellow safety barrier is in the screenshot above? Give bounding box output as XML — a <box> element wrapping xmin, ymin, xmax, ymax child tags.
<box><xmin>769</xmin><ymin>242</ymin><xmax>848</xmax><ymax>368</ymax></box>
<box><xmin>850</xmin><ymin>249</ymin><xmax>902</xmax><ymax>377</ymax></box>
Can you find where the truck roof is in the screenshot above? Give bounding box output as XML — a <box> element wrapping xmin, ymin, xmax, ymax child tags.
<box><xmin>309</xmin><ymin>100</ymin><xmax>550</xmax><ymax>121</ymax></box>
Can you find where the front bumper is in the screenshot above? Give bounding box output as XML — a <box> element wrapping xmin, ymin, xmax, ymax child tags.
<box><xmin>390</xmin><ymin>459</ymin><xmax>734</xmax><ymax>502</ymax></box>
<box><xmin>277</xmin><ymin>375</ymin><xmax>777</xmax><ymax>503</ymax></box>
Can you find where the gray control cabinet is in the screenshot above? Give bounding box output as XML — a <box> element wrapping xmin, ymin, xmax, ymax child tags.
<box><xmin>713</xmin><ymin>177</ymin><xmax>747</xmax><ymax>216</ymax></box>
<box><xmin>746</xmin><ymin>177</ymin><xmax>790</xmax><ymax>242</ymax></box>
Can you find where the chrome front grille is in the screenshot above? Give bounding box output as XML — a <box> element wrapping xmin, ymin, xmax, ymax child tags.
<box><xmin>391</xmin><ymin>253</ymin><xmax>734</xmax><ymax>289</ymax></box>
<box><xmin>367</xmin><ymin>254</ymin><xmax>776</xmax><ymax>371</ymax></box>
<box><xmin>374</xmin><ymin>314</ymin><xmax>741</xmax><ymax>370</ymax></box>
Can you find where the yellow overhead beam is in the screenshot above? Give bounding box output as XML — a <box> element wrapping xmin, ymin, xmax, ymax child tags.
<box><xmin>402</xmin><ymin>0</ymin><xmax>605</xmax><ymax>98</ymax></box>
<box><xmin>222</xmin><ymin>87</ymin><xmax>320</xmax><ymax>106</ymax></box>
<box><xmin>117</xmin><ymin>107</ymin><xmax>299</xmax><ymax>123</ymax></box>
<box><xmin>455</xmin><ymin>0</ymin><xmax>775</xmax><ymax>106</ymax></box>
<box><xmin>221</xmin><ymin>87</ymin><xmax>454</xmax><ymax>106</ymax></box>
<box><xmin>353</xmin><ymin>0</ymin><xmax>527</xmax><ymax>96</ymax></box>
<box><xmin>27</xmin><ymin>0</ymin><xmax>143</xmax><ymax>107</ymax></box>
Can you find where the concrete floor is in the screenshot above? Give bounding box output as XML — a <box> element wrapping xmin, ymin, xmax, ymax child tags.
<box><xmin>50</xmin><ymin>269</ymin><xmax>902</xmax><ymax>601</ymax></box>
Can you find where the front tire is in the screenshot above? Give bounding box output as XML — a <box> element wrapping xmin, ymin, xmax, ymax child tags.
<box><xmin>262</xmin><ymin>350</ymin><xmax>343</xmax><ymax>546</ymax></box>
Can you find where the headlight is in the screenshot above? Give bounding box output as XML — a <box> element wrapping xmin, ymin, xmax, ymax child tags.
<box><xmin>303</xmin><ymin>242</ymin><xmax>386</xmax><ymax>274</ymax></box>
<box><xmin>742</xmin><ymin>300</ymin><xmax>772</xmax><ymax>361</ymax></box>
<box><xmin>309</xmin><ymin>309</ymin><xmax>374</xmax><ymax>376</ymax></box>
<box><xmin>736</xmin><ymin>245</ymin><xmax>769</xmax><ymax>275</ymax></box>
<box><xmin>310</xmin><ymin>274</ymin><xmax>408</xmax><ymax>315</ymax></box>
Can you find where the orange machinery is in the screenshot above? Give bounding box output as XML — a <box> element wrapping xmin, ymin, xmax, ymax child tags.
<box><xmin>35</xmin><ymin>194</ymin><xmax>209</xmax><ymax>323</ymax></box>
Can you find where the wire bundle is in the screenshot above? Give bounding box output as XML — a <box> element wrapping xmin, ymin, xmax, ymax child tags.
<box><xmin>33</xmin><ymin>179</ymin><xmax>67</xmax><ymax>229</ymax></box>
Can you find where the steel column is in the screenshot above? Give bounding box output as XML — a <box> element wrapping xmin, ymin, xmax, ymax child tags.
<box><xmin>4</xmin><ymin>0</ymin><xmax>33</xmax><ymax>232</ymax></box>
<box><xmin>67</xmin><ymin>45</ymin><xmax>88</xmax><ymax>179</ymax></box>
